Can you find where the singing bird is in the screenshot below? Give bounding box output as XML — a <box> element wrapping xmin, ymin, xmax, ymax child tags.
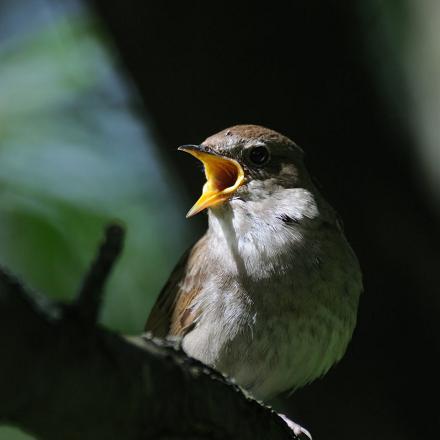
<box><xmin>146</xmin><ymin>125</ymin><xmax>362</xmax><ymax>429</ymax></box>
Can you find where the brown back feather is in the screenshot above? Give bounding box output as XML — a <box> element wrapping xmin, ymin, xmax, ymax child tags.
<box><xmin>145</xmin><ymin>234</ymin><xmax>209</xmax><ymax>338</ymax></box>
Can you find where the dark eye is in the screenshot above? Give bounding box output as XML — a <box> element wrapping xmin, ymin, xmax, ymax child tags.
<box><xmin>248</xmin><ymin>145</ymin><xmax>270</xmax><ymax>166</ymax></box>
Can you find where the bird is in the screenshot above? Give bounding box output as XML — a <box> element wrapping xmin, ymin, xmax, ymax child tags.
<box><xmin>145</xmin><ymin>124</ymin><xmax>362</xmax><ymax>435</ymax></box>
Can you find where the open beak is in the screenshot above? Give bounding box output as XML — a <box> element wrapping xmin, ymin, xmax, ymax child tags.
<box><xmin>178</xmin><ymin>145</ymin><xmax>245</xmax><ymax>217</ymax></box>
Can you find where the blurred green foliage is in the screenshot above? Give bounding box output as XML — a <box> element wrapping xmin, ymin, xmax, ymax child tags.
<box><xmin>0</xmin><ymin>2</ymin><xmax>193</xmax><ymax>438</ymax></box>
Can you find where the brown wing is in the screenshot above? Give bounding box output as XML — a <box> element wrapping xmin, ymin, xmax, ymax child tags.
<box><xmin>144</xmin><ymin>234</ymin><xmax>209</xmax><ymax>338</ymax></box>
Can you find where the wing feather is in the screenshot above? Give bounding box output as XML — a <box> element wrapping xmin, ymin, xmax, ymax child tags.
<box><xmin>145</xmin><ymin>234</ymin><xmax>209</xmax><ymax>337</ymax></box>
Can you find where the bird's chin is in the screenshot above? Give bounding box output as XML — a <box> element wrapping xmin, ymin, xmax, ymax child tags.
<box><xmin>210</xmin><ymin>201</ymin><xmax>233</xmax><ymax>213</ymax></box>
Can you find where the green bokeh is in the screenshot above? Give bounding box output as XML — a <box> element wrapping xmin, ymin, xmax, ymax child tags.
<box><xmin>0</xmin><ymin>3</ymin><xmax>194</xmax><ymax>438</ymax></box>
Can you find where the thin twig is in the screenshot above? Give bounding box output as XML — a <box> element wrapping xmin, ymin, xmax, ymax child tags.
<box><xmin>75</xmin><ymin>223</ymin><xmax>125</xmax><ymax>324</ymax></box>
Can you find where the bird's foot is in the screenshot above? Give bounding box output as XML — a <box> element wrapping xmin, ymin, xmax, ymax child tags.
<box><xmin>278</xmin><ymin>413</ymin><xmax>312</xmax><ymax>440</ymax></box>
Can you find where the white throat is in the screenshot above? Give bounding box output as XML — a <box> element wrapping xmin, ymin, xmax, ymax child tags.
<box><xmin>207</xmin><ymin>186</ymin><xmax>320</xmax><ymax>280</ymax></box>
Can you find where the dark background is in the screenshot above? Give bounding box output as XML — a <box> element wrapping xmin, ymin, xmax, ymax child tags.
<box><xmin>89</xmin><ymin>2</ymin><xmax>440</xmax><ymax>439</ymax></box>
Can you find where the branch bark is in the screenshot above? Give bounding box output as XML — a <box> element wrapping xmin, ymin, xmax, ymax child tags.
<box><xmin>0</xmin><ymin>226</ymin><xmax>296</xmax><ymax>440</ymax></box>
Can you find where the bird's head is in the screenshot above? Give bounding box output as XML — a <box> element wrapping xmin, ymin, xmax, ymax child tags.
<box><xmin>179</xmin><ymin>124</ymin><xmax>310</xmax><ymax>217</ymax></box>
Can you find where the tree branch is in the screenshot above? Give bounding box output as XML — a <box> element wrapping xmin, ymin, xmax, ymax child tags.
<box><xmin>0</xmin><ymin>226</ymin><xmax>296</xmax><ymax>440</ymax></box>
<box><xmin>75</xmin><ymin>223</ymin><xmax>124</xmax><ymax>324</ymax></box>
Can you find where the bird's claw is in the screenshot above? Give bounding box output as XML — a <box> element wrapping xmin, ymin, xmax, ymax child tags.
<box><xmin>278</xmin><ymin>413</ymin><xmax>312</xmax><ymax>440</ymax></box>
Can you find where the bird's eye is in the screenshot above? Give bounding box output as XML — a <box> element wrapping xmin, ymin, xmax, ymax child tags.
<box><xmin>248</xmin><ymin>145</ymin><xmax>270</xmax><ymax>166</ymax></box>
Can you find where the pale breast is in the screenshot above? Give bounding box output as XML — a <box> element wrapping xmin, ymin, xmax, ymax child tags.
<box><xmin>181</xmin><ymin>218</ymin><xmax>361</xmax><ymax>400</ymax></box>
